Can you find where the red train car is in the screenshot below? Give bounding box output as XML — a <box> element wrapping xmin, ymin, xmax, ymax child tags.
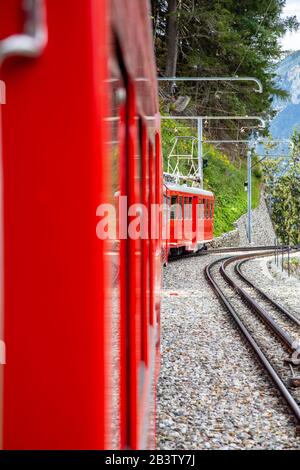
<box><xmin>164</xmin><ymin>183</ymin><xmax>214</xmax><ymax>256</ymax></box>
<box><xmin>0</xmin><ymin>0</ymin><xmax>161</xmax><ymax>450</ymax></box>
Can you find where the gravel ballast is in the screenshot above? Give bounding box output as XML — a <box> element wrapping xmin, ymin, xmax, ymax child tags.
<box><xmin>241</xmin><ymin>255</ymin><xmax>300</xmax><ymax>321</ymax></box>
<box><xmin>157</xmin><ymin>253</ymin><xmax>300</xmax><ymax>450</ymax></box>
<box><xmin>236</xmin><ymin>192</ymin><xmax>276</xmax><ymax>246</ymax></box>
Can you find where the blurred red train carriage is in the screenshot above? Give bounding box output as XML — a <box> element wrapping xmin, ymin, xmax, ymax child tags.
<box><xmin>0</xmin><ymin>0</ymin><xmax>162</xmax><ymax>450</ymax></box>
<box><xmin>0</xmin><ymin>0</ymin><xmax>215</xmax><ymax>450</ymax></box>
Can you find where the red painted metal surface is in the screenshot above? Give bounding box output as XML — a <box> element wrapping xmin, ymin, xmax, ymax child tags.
<box><xmin>0</xmin><ymin>0</ymin><xmax>161</xmax><ymax>450</ymax></box>
<box><xmin>166</xmin><ymin>185</ymin><xmax>215</xmax><ymax>253</ymax></box>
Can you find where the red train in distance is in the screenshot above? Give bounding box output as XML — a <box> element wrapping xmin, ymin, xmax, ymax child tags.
<box><xmin>0</xmin><ymin>0</ymin><xmax>161</xmax><ymax>450</ymax></box>
<box><xmin>163</xmin><ymin>183</ymin><xmax>215</xmax><ymax>260</ymax></box>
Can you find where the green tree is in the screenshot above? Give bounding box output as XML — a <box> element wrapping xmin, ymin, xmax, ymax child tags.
<box><xmin>152</xmin><ymin>0</ymin><xmax>299</xmax><ymax>141</ymax></box>
<box><xmin>263</xmin><ymin>130</ymin><xmax>300</xmax><ymax>245</ymax></box>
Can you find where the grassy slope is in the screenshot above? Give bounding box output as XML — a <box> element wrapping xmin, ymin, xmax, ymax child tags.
<box><xmin>162</xmin><ymin>119</ymin><xmax>261</xmax><ymax>237</ymax></box>
<box><xmin>203</xmin><ymin>149</ymin><xmax>261</xmax><ymax>237</ymax></box>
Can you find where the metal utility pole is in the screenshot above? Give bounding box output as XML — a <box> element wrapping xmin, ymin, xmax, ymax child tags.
<box><xmin>245</xmin><ymin>139</ymin><xmax>294</xmax><ymax>244</ymax></box>
<box><xmin>159</xmin><ymin>75</ymin><xmax>265</xmax><ymax>187</ymax></box>
<box><xmin>247</xmin><ymin>148</ymin><xmax>252</xmax><ymax>243</ymax></box>
<box><xmin>161</xmin><ymin>116</ymin><xmax>265</xmax><ymax>189</ymax></box>
<box><xmin>197</xmin><ymin>117</ymin><xmax>203</xmax><ymax>185</ymax></box>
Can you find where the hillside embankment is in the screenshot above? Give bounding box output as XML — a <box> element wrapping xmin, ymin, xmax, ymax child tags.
<box><xmin>210</xmin><ymin>191</ymin><xmax>276</xmax><ymax>248</ymax></box>
<box><xmin>162</xmin><ymin>118</ymin><xmax>262</xmax><ymax>239</ymax></box>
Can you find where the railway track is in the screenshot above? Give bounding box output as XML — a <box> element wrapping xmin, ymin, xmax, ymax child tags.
<box><xmin>205</xmin><ymin>250</ymin><xmax>300</xmax><ymax>430</ymax></box>
<box><xmin>168</xmin><ymin>244</ymin><xmax>287</xmax><ymax>263</ymax></box>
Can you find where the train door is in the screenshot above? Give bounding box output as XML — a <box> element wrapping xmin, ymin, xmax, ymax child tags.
<box><xmin>211</xmin><ymin>197</ymin><xmax>215</xmax><ymax>237</ymax></box>
<box><xmin>206</xmin><ymin>198</ymin><xmax>213</xmax><ymax>240</ymax></box>
<box><xmin>109</xmin><ymin>42</ymin><xmax>156</xmax><ymax>450</ymax></box>
<box><xmin>162</xmin><ymin>186</ymin><xmax>169</xmax><ymax>264</ymax></box>
<box><xmin>145</xmin><ymin>137</ymin><xmax>158</xmax><ymax>449</ymax></box>
<box><xmin>192</xmin><ymin>196</ymin><xmax>198</xmax><ymax>248</ymax></box>
<box><xmin>140</xmin><ymin>120</ymin><xmax>157</xmax><ymax>449</ymax></box>
<box><xmin>149</xmin><ymin>143</ymin><xmax>156</xmax><ymax>327</ymax></box>
<box><xmin>154</xmin><ymin>133</ymin><xmax>162</xmax><ymax>327</ymax></box>
<box><xmin>208</xmin><ymin>199</ymin><xmax>213</xmax><ymax>239</ymax></box>
<box><xmin>204</xmin><ymin>197</ymin><xmax>208</xmax><ymax>239</ymax></box>
<box><xmin>0</xmin><ymin>79</ymin><xmax>4</xmax><ymax>450</ymax></box>
<box><xmin>211</xmin><ymin>198</ymin><xmax>215</xmax><ymax>238</ymax></box>
<box><xmin>113</xmin><ymin>73</ymin><xmax>141</xmax><ymax>450</ymax></box>
<box><xmin>163</xmin><ymin>188</ymin><xmax>171</xmax><ymax>260</ymax></box>
<box><xmin>107</xmin><ymin>45</ymin><xmax>128</xmax><ymax>450</ymax></box>
<box><xmin>141</xmin><ymin>122</ymin><xmax>150</xmax><ymax>368</ymax></box>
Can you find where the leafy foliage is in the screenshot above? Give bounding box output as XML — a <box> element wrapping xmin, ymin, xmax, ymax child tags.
<box><xmin>152</xmin><ymin>0</ymin><xmax>299</xmax><ymax>142</ymax></box>
<box><xmin>162</xmin><ymin>119</ymin><xmax>261</xmax><ymax>236</ymax></box>
<box><xmin>154</xmin><ymin>1</ymin><xmax>299</xmax><ymax>239</ymax></box>
<box><xmin>263</xmin><ymin>130</ymin><xmax>300</xmax><ymax>245</ymax></box>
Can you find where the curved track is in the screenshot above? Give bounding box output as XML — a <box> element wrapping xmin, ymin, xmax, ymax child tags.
<box><xmin>168</xmin><ymin>244</ymin><xmax>284</xmax><ymax>263</ymax></box>
<box><xmin>205</xmin><ymin>250</ymin><xmax>300</xmax><ymax>429</ymax></box>
<box><xmin>235</xmin><ymin>258</ymin><xmax>300</xmax><ymax>327</ymax></box>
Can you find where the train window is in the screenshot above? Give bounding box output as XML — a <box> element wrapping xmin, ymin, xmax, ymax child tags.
<box><xmin>184</xmin><ymin>197</ymin><xmax>189</xmax><ymax>218</ymax></box>
<box><xmin>189</xmin><ymin>198</ymin><xmax>192</xmax><ymax>219</ymax></box>
<box><xmin>163</xmin><ymin>194</ymin><xmax>168</xmax><ymax>214</ymax></box>
<box><xmin>205</xmin><ymin>200</ymin><xmax>209</xmax><ymax>219</ymax></box>
<box><xmin>178</xmin><ymin>196</ymin><xmax>183</xmax><ymax>218</ymax></box>
<box><xmin>198</xmin><ymin>199</ymin><xmax>203</xmax><ymax>219</ymax></box>
<box><xmin>163</xmin><ymin>194</ymin><xmax>169</xmax><ymax>234</ymax></box>
<box><xmin>210</xmin><ymin>201</ymin><xmax>213</xmax><ymax>219</ymax></box>
<box><xmin>171</xmin><ymin>196</ymin><xmax>177</xmax><ymax>220</ymax></box>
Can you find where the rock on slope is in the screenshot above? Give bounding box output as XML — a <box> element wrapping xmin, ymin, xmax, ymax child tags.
<box><xmin>235</xmin><ymin>192</ymin><xmax>276</xmax><ymax>246</ymax></box>
<box><xmin>211</xmin><ymin>192</ymin><xmax>276</xmax><ymax>248</ymax></box>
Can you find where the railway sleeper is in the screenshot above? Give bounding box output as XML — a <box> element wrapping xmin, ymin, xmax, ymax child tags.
<box><xmin>206</xmin><ymin>258</ymin><xmax>300</xmax><ymax>429</ymax></box>
<box><xmin>288</xmin><ymin>376</ymin><xmax>300</xmax><ymax>388</ymax></box>
<box><xmin>284</xmin><ymin>357</ymin><xmax>300</xmax><ymax>367</ymax></box>
<box><xmin>220</xmin><ymin>262</ymin><xmax>296</xmax><ymax>351</ymax></box>
<box><xmin>287</xmin><ymin>363</ymin><xmax>300</xmax><ymax>388</ymax></box>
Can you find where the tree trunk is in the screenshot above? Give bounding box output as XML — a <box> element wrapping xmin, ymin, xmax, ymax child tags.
<box><xmin>165</xmin><ymin>0</ymin><xmax>178</xmax><ymax>77</ymax></box>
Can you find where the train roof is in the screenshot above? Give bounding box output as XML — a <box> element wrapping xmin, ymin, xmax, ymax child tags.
<box><xmin>165</xmin><ymin>183</ymin><xmax>214</xmax><ymax>197</ymax></box>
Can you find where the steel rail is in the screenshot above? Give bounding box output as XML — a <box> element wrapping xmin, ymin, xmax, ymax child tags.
<box><xmin>168</xmin><ymin>244</ymin><xmax>285</xmax><ymax>263</ymax></box>
<box><xmin>220</xmin><ymin>255</ymin><xmax>296</xmax><ymax>351</ymax></box>
<box><xmin>205</xmin><ymin>256</ymin><xmax>300</xmax><ymax>425</ymax></box>
<box><xmin>235</xmin><ymin>259</ymin><xmax>300</xmax><ymax>327</ymax></box>
<box><xmin>210</xmin><ymin>245</ymin><xmax>285</xmax><ymax>254</ymax></box>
